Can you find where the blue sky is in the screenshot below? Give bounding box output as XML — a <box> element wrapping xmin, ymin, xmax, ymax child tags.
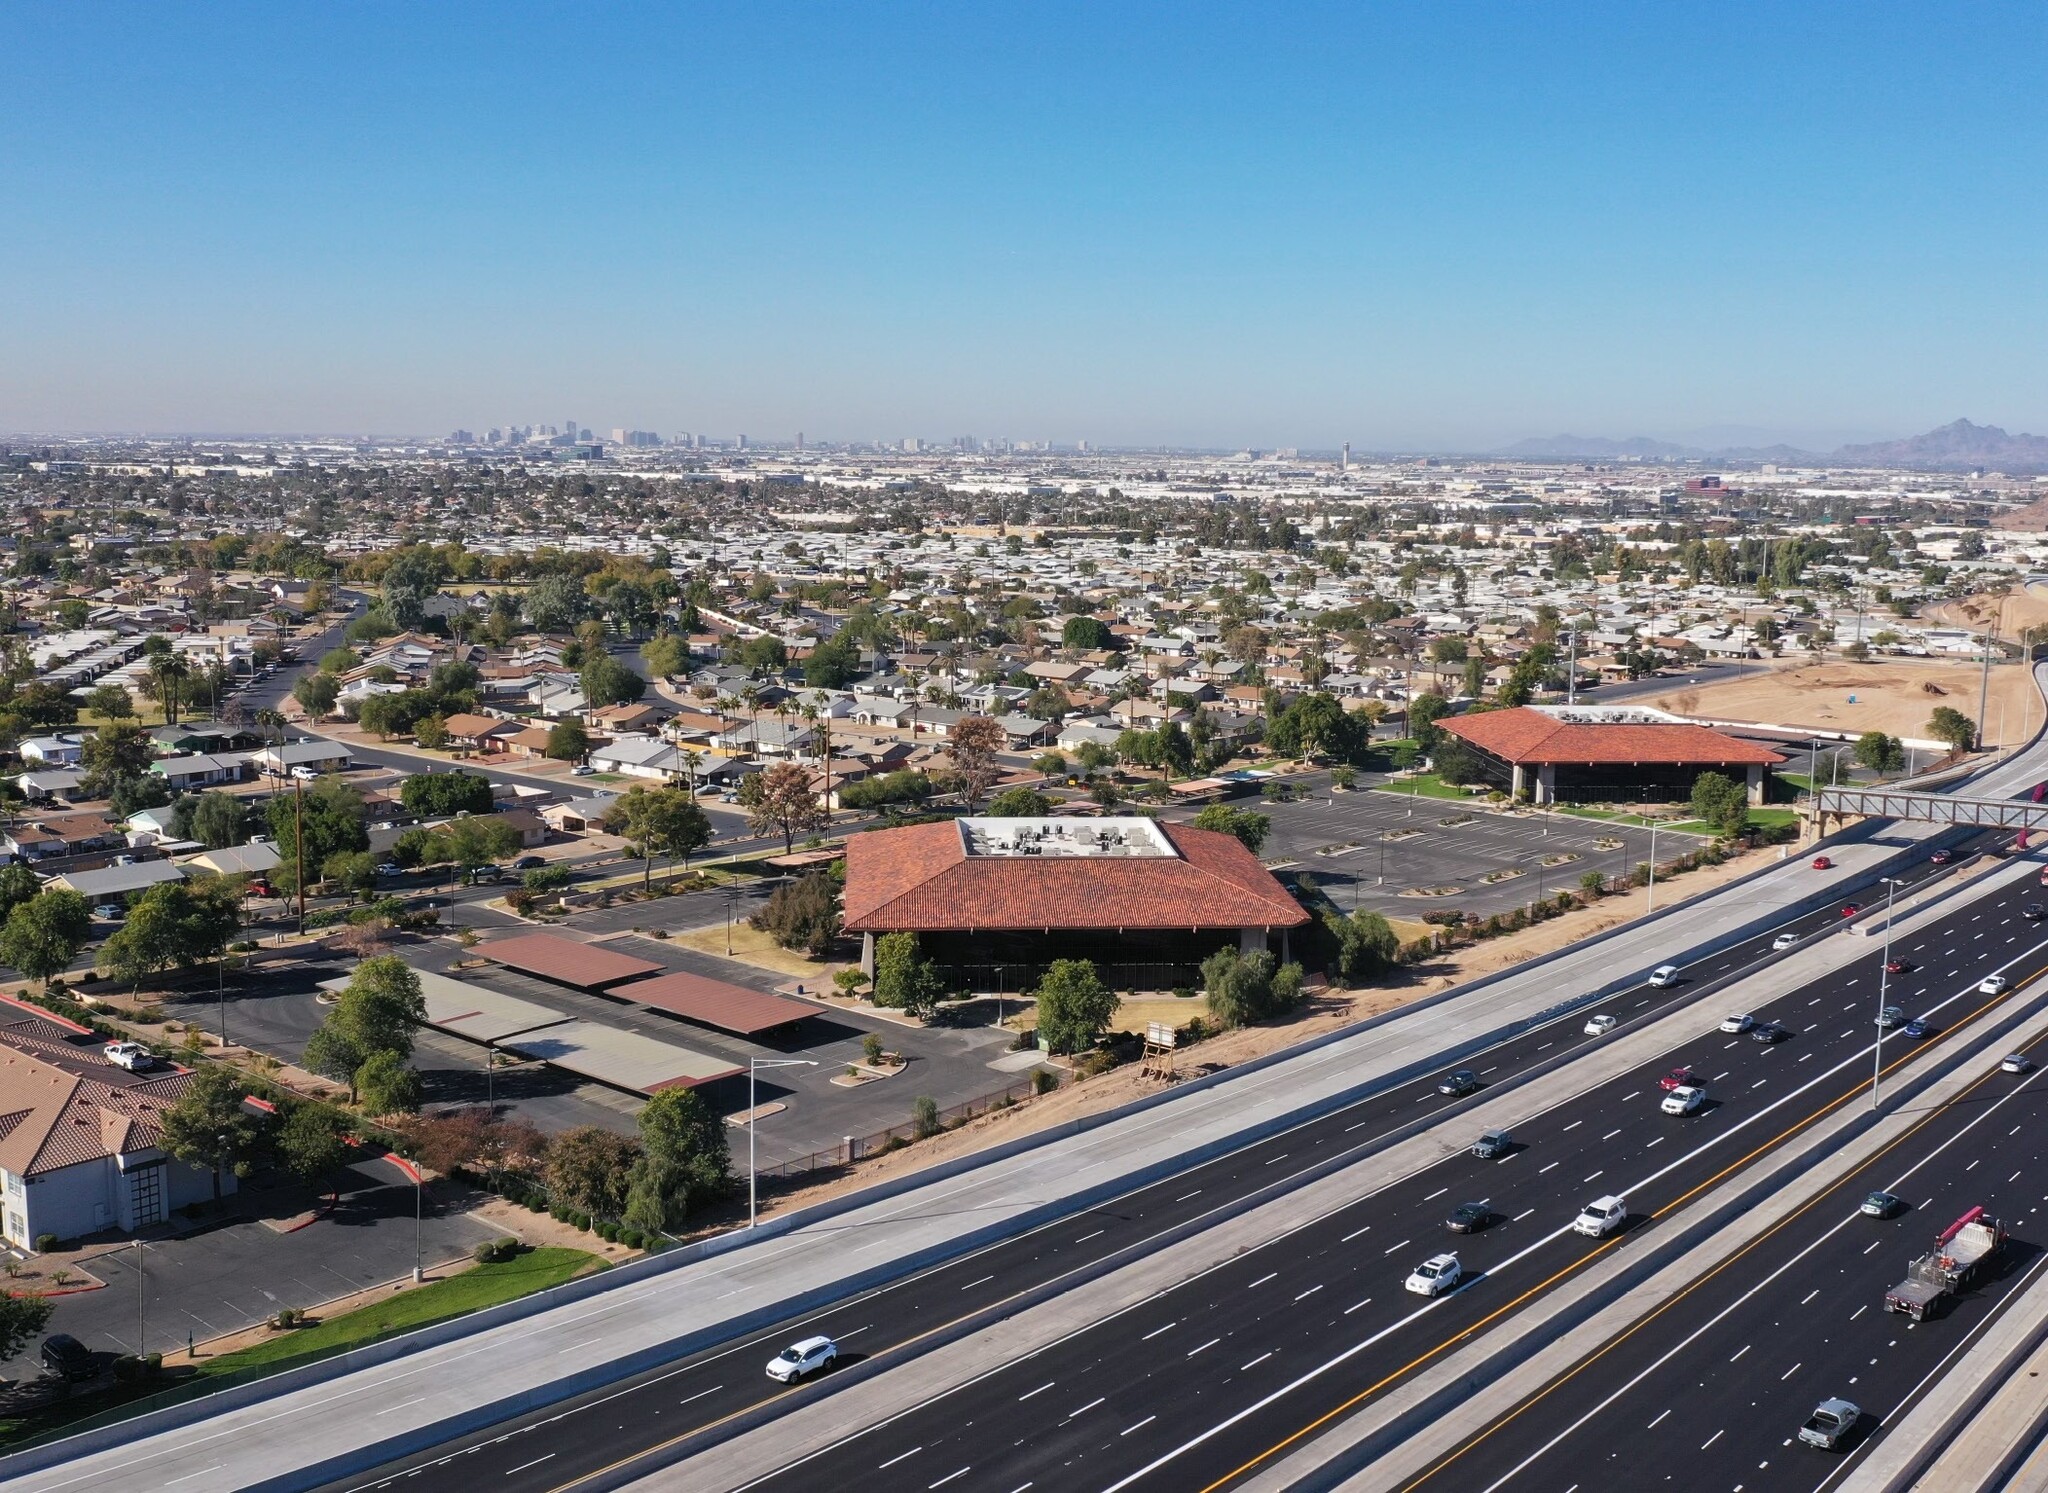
<box><xmin>3</xmin><ymin>2</ymin><xmax>2044</xmax><ymax>449</ymax></box>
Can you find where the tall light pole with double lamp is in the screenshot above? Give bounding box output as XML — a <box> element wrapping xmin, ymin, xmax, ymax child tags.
<box><xmin>1872</xmin><ymin>876</ymin><xmax>1903</xmax><ymax>1108</ymax></box>
<box><xmin>749</xmin><ymin>1058</ymin><xmax>817</xmax><ymax>1227</ymax></box>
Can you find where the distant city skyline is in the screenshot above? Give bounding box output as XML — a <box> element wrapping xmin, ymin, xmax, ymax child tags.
<box><xmin>4</xmin><ymin>3</ymin><xmax>2044</xmax><ymax>447</ymax></box>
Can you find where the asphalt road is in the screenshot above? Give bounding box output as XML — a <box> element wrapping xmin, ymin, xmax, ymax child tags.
<box><xmin>1401</xmin><ymin>1000</ymin><xmax>2048</xmax><ymax>1493</ymax></box>
<box><xmin>718</xmin><ymin>855</ymin><xmax>2048</xmax><ymax>1493</ymax></box>
<box><xmin>312</xmin><ymin>845</ymin><xmax>1986</xmax><ymax>1493</ymax></box>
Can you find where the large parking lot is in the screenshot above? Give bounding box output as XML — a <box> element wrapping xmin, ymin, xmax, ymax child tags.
<box><xmin>1177</xmin><ymin>777</ymin><xmax>1690</xmax><ymax>922</ymax></box>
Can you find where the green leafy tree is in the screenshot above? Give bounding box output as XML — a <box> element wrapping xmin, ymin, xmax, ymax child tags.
<box><xmin>1853</xmin><ymin>731</ymin><xmax>1906</xmax><ymax>776</ymax></box>
<box><xmin>947</xmin><ymin>715</ymin><xmax>1008</xmax><ymax>809</ymax></box>
<box><xmin>268</xmin><ymin>776</ymin><xmax>368</xmax><ymax>895</ymax></box>
<box><xmin>85</xmin><ymin>683</ymin><xmax>134</xmax><ymax>721</ymax></box>
<box><xmin>304</xmin><ymin>956</ymin><xmax>427</xmax><ymax>1101</ymax></box>
<box><xmin>985</xmin><ymin>786</ymin><xmax>1053</xmax><ymax>817</ymax></box>
<box><xmin>1061</xmin><ymin>616</ymin><xmax>1114</xmax><ymax>651</ymax></box>
<box><xmin>354</xmin><ymin>1049</ymin><xmax>422</xmax><ymax>1115</ymax></box>
<box><xmin>324</xmin><ymin>850</ymin><xmax>380</xmax><ymax>903</ymax></box>
<box><xmin>95</xmin><ymin>877</ymin><xmax>240</xmax><ymax>989</ymax></box>
<box><xmin>580</xmin><ymin>652</ymin><xmax>647</xmax><ymax>709</ymax></box>
<box><xmin>605</xmin><ymin>784</ymin><xmax>714</xmax><ymax>888</ymax></box>
<box><xmin>1190</xmin><ymin>804</ymin><xmax>1271</xmax><ymax>854</ymax></box>
<box><xmin>1202</xmin><ymin>947</ymin><xmax>1307</xmax><ymax>1028</ymax></box>
<box><xmin>872</xmin><ymin>931</ymin><xmax>946</xmax><ymax>1018</ymax></box>
<box><xmin>1687</xmin><ymin>771</ymin><xmax>1750</xmax><ymax>839</ymax></box>
<box><xmin>1326</xmin><ymin>909</ymin><xmax>1399</xmax><ymax>984</ymax></box>
<box><xmin>80</xmin><ymin>721</ymin><xmax>153</xmax><ymax>794</ymax></box>
<box><xmin>749</xmin><ymin>871</ymin><xmax>842</xmax><ymax>955</ymax></box>
<box><xmin>159</xmin><ymin>1065</ymin><xmax>266</xmax><ymax>1203</ymax></box>
<box><xmin>545</xmin><ymin>1125</ymin><xmax>641</xmax><ymax>1220</ymax></box>
<box><xmin>525</xmin><ymin>573</ymin><xmax>589</xmax><ymax>633</ymax></box>
<box><xmin>277</xmin><ymin>1104</ymin><xmax>350</xmax><ymax>1187</ymax></box>
<box><xmin>1928</xmin><ymin>706</ymin><xmax>1977</xmax><ymax>754</ymax></box>
<box><xmin>631</xmin><ymin>1087</ymin><xmax>732</xmax><ymax>1227</ymax></box>
<box><xmin>0</xmin><ymin>1293</ymin><xmax>53</xmax><ymax>1356</ymax></box>
<box><xmin>292</xmin><ymin>671</ymin><xmax>340</xmax><ymax>718</ymax></box>
<box><xmin>428</xmin><ymin>815</ymin><xmax>521</xmax><ymax>881</ymax></box>
<box><xmin>545</xmin><ymin>719</ymin><xmax>590</xmax><ymax>762</ymax></box>
<box><xmin>180</xmin><ymin>790</ymin><xmax>248</xmax><ymax>849</ymax></box>
<box><xmin>401</xmin><ymin>770</ymin><xmax>494</xmax><ymax>818</ymax></box>
<box><xmin>1407</xmin><ymin>692</ymin><xmax>1451</xmax><ymax>752</ymax></box>
<box><xmin>0</xmin><ymin>889</ymin><xmax>92</xmax><ymax>989</ymax></box>
<box><xmin>0</xmin><ymin>864</ymin><xmax>40</xmax><ymax>921</ymax></box>
<box><xmin>640</xmin><ymin>633</ymin><xmax>689</xmax><ymax>679</ymax></box>
<box><xmin>1033</xmin><ymin>959</ymin><xmax>1120</xmax><ymax>1054</ymax></box>
<box><xmin>413</xmin><ymin>713</ymin><xmax>449</xmax><ymax>751</ymax></box>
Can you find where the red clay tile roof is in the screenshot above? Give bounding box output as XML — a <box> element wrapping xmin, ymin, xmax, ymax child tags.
<box><xmin>1440</xmin><ymin>708</ymin><xmax>1786</xmax><ymax>768</ymax></box>
<box><xmin>0</xmin><ymin>1041</ymin><xmax>192</xmax><ymax>1177</ymax></box>
<box><xmin>842</xmin><ymin>820</ymin><xmax>1308</xmax><ymax>934</ymax></box>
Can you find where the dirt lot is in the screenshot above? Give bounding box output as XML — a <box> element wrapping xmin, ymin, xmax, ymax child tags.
<box><xmin>1648</xmin><ymin>657</ymin><xmax>2040</xmax><ymax>747</ymax></box>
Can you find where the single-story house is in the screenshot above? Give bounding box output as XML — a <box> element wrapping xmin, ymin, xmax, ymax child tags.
<box><xmin>151</xmin><ymin>752</ymin><xmax>252</xmax><ymax>791</ymax></box>
<box><xmin>49</xmin><ymin>860</ymin><xmax>186</xmax><ymax>900</ymax></box>
<box><xmin>254</xmin><ymin>740</ymin><xmax>356</xmax><ymax>776</ymax></box>
<box><xmin>180</xmin><ymin>842</ymin><xmax>282</xmax><ymax>877</ymax></box>
<box><xmin>441</xmin><ymin>712</ymin><xmax>524</xmax><ymax>754</ymax></box>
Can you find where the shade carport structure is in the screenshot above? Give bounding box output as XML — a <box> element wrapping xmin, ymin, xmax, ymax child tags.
<box><xmin>475</xmin><ymin>932</ymin><xmax>665</xmax><ymax>990</ymax></box>
<box><xmin>617</xmin><ymin>969</ymin><xmax>822</xmax><ymax>1038</ymax></box>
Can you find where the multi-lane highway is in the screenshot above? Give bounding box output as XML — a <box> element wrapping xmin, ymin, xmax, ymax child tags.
<box><xmin>710</xmin><ymin>860</ymin><xmax>2048</xmax><ymax>1493</ymax></box>
<box><xmin>314</xmin><ymin>842</ymin><xmax>2009</xmax><ymax>1493</ymax></box>
<box><xmin>1399</xmin><ymin>970</ymin><xmax>2048</xmax><ymax>1493</ymax></box>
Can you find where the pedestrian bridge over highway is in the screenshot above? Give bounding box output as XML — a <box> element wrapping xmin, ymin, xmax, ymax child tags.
<box><xmin>1814</xmin><ymin>784</ymin><xmax>2048</xmax><ymax>835</ymax></box>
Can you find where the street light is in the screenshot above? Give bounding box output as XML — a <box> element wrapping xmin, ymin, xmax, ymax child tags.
<box><xmin>1645</xmin><ymin>816</ymin><xmax>1662</xmax><ymax>912</ymax></box>
<box><xmin>1872</xmin><ymin>875</ymin><xmax>1903</xmax><ymax>1109</ymax></box>
<box><xmin>748</xmin><ymin>1058</ymin><xmax>817</xmax><ymax>1227</ymax></box>
<box><xmin>134</xmin><ymin>1238</ymin><xmax>146</xmax><ymax>1358</ymax></box>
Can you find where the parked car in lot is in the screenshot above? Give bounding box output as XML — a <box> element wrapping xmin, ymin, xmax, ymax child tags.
<box><xmin>1405</xmin><ymin>1253</ymin><xmax>1462</xmax><ymax>1296</ymax></box>
<box><xmin>1437</xmin><ymin>1069</ymin><xmax>1480</xmax><ymax>1097</ymax></box>
<box><xmin>1811</xmin><ymin>855</ymin><xmax>1833</xmax><ymax>870</ymax></box>
<box><xmin>1445</xmin><ymin>1202</ymin><xmax>1494</xmax><ymax>1233</ymax></box>
<box><xmin>91</xmin><ymin>902</ymin><xmax>125</xmax><ymax>921</ymax></box>
<box><xmin>1979</xmin><ymin>975</ymin><xmax>2010</xmax><ymax>996</ymax></box>
<box><xmin>1471</xmin><ymin>1129</ymin><xmax>1512</xmax><ymax>1159</ymax></box>
<box><xmin>1772</xmin><ymin>931</ymin><xmax>1801</xmax><ymax>951</ymax></box>
<box><xmin>765</xmin><ymin>1335</ymin><xmax>838</xmax><ymax>1383</ymax></box>
<box><xmin>1799</xmin><ymin>1397</ymin><xmax>1861</xmax><ymax>1450</ymax></box>
<box><xmin>570</xmin><ymin>763</ymin><xmax>596</xmax><ymax>777</ymax></box>
<box><xmin>1573</xmin><ymin>1195</ymin><xmax>1627</xmax><ymax>1237</ymax></box>
<box><xmin>40</xmin><ymin>1333</ymin><xmax>94</xmax><ymax>1382</ymax></box>
<box><xmin>2001</xmin><ymin>1053</ymin><xmax>2034</xmax><ymax>1074</ymax></box>
<box><xmin>1862</xmin><ymin>1191</ymin><xmax>1904</xmax><ymax>1218</ymax></box>
<box><xmin>1876</xmin><ymin>1005</ymin><xmax>1905</xmax><ymax>1029</ymax></box>
<box><xmin>1749</xmin><ymin>1021</ymin><xmax>1790</xmax><ymax>1044</ymax></box>
<box><xmin>1583</xmin><ymin>1013</ymin><xmax>1618</xmax><ymax>1036</ymax></box>
<box><xmin>1720</xmin><ymin>1013</ymin><xmax>1755</xmax><ymax>1033</ymax></box>
<box><xmin>1658</xmin><ymin>1065</ymin><xmax>1696</xmax><ymax>1091</ymax></box>
<box><xmin>103</xmin><ymin>1041</ymin><xmax>155</xmax><ymax>1072</ymax></box>
<box><xmin>1661</xmin><ymin>1084</ymin><xmax>1706</xmax><ymax>1115</ymax></box>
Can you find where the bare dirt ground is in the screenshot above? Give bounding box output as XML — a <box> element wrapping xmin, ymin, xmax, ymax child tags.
<box><xmin>748</xmin><ymin>840</ymin><xmax>1784</xmax><ymax>1224</ymax></box>
<box><xmin>1648</xmin><ymin>657</ymin><xmax>2040</xmax><ymax>746</ymax></box>
<box><xmin>1923</xmin><ymin>586</ymin><xmax>2048</xmax><ymax>642</ymax></box>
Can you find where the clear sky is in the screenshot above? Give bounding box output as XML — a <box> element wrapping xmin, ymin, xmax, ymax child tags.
<box><xmin>4</xmin><ymin>2</ymin><xmax>2044</xmax><ymax>450</ymax></box>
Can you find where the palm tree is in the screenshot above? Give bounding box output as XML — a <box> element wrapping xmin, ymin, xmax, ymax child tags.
<box><xmin>151</xmin><ymin>652</ymin><xmax>190</xmax><ymax>726</ymax></box>
<box><xmin>680</xmin><ymin>749</ymin><xmax>703</xmax><ymax>801</ymax></box>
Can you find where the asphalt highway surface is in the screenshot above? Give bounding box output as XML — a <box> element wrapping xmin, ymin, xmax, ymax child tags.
<box><xmin>1400</xmin><ymin>987</ymin><xmax>2048</xmax><ymax>1493</ymax></box>
<box><xmin>318</xmin><ymin>843</ymin><xmax>1989</xmax><ymax>1493</ymax></box>
<box><xmin>720</xmin><ymin>857</ymin><xmax>2048</xmax><ymax>1493</ymax></box>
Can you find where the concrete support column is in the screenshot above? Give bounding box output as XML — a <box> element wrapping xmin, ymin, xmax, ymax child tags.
<box><xmin>1536</xmin><ymin>764</ymin><xmax>1556</xmax><ymax>805</ymax></box>
<box><xmin>860</xmin><ymin>931</ymin><xmax>876</xmax><ymax>976</ymax></box>
<box><xmin>1510</xmin><ymin>763</ymin><xmax>1526</xmax><ymax>798</ymax></box>
<box><xmin>1746</xmin><ymin>764</ymin><xmax>1765</xmax><ymax>806</ymax></box>
<box><xmin>1239</xmin><ymin>926</ymin><xmax>1265</xmax><ymax>956</ymax></box>
<box><xmin>1280</xmin><ymin>928</ymin><xmax>1291</xmax><ymax>965</ymax></box>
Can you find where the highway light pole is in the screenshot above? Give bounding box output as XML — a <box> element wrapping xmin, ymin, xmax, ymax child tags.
<box><xmin>1645</xmin><ymin>818</ymin><xmax>1661</xmax><ymax>913</ymax></box>
<box><xmin>749</xmin><ymin>1058</ymin><xmax>817</xmax><ymax>1227</ymax></box>
<box><xmin>1873</xmin><ymin>875</ymin><xmax>1902</xmax><ymax>1109</ymax></box>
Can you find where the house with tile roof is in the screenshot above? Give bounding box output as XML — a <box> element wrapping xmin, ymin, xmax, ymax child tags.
<box><xmin>0</xmin><ymin>998</ymin><xmax>230</xmax><ymax>1251</ymax></box>
<box><xmin>842</xmin><ymin>816</ymin><xmax>1309</xmax><ymax>992</ymax></box>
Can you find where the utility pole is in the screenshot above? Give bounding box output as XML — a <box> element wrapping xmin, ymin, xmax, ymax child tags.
<box><xmin>293</xmin><ymin>771</ymin><xmax>306</xmax><ymax>931</ymax></box>
<box><xmin>1565</xmin><ymin>627</ymin><xmax>1579</xmax><ymax>705</ymax></box>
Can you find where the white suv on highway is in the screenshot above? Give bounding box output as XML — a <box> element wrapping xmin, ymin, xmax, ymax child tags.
<box><xmin>766</xmin><ymin>1335</ymin><xmax>838</xmax><ymax>1383</ymax></box>
<box><xmin>1404</xmin><ymin>1253</ymin><xmax>1462</xmax><ymax>1296</ymax></box>
<box><xmin>1573</xmin><ymin>1195</ymin><xmax>1627</xmax><ymax>1237</ymax></box>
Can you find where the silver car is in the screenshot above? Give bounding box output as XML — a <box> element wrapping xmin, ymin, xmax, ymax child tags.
<box><xmin>766</xmin><ymin>1334</ymin><xmax>838</xmax><ymax>1383</ymax></box>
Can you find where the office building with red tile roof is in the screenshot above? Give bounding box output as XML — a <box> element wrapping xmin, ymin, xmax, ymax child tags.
<box><xmin>842</xmin><ymin>816</ymin><xmax>1309</xmax><ymax>990</ymax></box>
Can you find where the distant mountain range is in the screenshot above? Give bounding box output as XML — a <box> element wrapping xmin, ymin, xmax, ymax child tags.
<box><xmin>1497</xmin><ymin>418</ymin><xmax>2048</xmax><ymax>473</ymax></box>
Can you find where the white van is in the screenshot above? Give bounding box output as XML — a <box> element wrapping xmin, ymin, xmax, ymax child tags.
<box><xmin>1647</xmin><ymin>965</ymin><xmax>1680</xmax><ymax>988</ymax></box>
<box><xmin>1573</xmin><ymin>1195</ymin><xmax>1627</xmax><ymax>1237</ymax></box>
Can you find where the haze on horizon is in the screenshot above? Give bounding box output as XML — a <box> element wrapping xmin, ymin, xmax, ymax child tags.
<box><xmin>3</xmin><ymin>2</ymin><xmax>2044</xmax><ymax>452</ymax></box>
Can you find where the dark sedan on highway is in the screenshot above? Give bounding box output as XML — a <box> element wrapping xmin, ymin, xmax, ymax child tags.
<box><xmin>1437</xmin><ymin>1069</ymin><xmax>1480</xmax><ymax>1097</ymax></box>
<box><xmin>1445</xmin><ymin>1201</ymin><xmax>1494</xmax><ymax>1233</ymax></box>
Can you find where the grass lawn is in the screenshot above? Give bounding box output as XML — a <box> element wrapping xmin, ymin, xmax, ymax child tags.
<box><xmin>671</xmin><ymin>920</ymin><xmax>851</xmax><ymax>983</ymax></box>
<box><xmin>1369</xmin><ymin>773</ymin><xmax>1484</xmax><ymax>803</ymax></box>
<box><xmin>200</xmin><ymin>1247</ymin><xmax>604</xmax><ymax>1377</ymax></box>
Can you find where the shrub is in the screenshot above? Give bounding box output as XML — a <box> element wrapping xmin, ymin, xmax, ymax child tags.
<box><xmin>912</xmin><ymin>1094</ymin><xmax>942</xmax><ymax>1138</ymax></box>
<box><xmin>34</xmin><ymin>1233</ymin><xmax>57</xmax><ymax>1253</ymax></box>
<box><xmin>861</xmin><ymin>1033</ymin><xmax>884</xmax><ymax>1064</ymax></box>
<box><xmin>1033</xmin><ymin>1069</ymin><xmax>1059</xmax><ymax>1095</ymax></box>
